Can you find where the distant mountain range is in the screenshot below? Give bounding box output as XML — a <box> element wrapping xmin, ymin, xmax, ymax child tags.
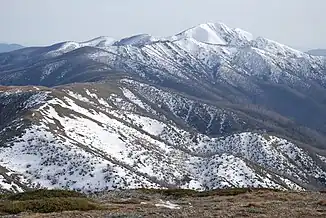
<box><xmin>307</xmin><ymin>49</ymin><xmax>326</xmax><ymax>56</ymax></box>
<box><xmin>0</xmin><ymin>43</ymin><xmax>24</xmax><ymax>53</ymax></box>
<box><xmin>1</xmin><ymin>23</ymin><xmax>326</xmax><ymax>193</ymax></box>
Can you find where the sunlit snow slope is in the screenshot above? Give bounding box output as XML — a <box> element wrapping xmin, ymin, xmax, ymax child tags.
<box><xmin>0</xmin><ymin>80</ymin><xmax>326</xmax><ymax>193</ymax></box>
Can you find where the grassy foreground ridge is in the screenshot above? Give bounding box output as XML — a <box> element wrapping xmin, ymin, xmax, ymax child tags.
<box><xmin>1</xmin><ymin>188</ymin><xmax>326</xmax><ymax>217</ymax></box>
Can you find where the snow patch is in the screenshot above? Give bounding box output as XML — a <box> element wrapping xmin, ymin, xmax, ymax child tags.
<box><xmin>155</xmin><ymin>200</ymin><xmax>181</xmax><ymax>209</ymax></box>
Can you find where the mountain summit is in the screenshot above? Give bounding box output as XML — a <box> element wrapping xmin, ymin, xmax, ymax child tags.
<box><xmin>0</xmin><ymin>22</ymin><xmax>326</xmax><ymax>193</ymax></box>
<box><xmin>172</xmin><ymin>22</ymin><xmax>253</xmax><ymax>46</ymax></box>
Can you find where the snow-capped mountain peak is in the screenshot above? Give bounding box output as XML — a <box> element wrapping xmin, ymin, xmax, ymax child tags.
<box><xmin>45</xmin><ymin>41</ymin><xmax>82</xmax><ymax>57</ymax></box>
<box><xmin>171</xmin><ymin>22</ymin><xmax>253</xmax><ymax>46</ymax></box>
<box><xmin>81</xmin><ymin>36</ymin><xmax>116</xmax><ymax>47</ymax></box>
<box><xmin>113</xmin><ymin>34</ymin><xmax>159</xmax><ymax>47</ymax></box>
<box><xmin>43</xmin><ymin>37</ymin><xmax>116</xmax><ymax>57</ymax></box>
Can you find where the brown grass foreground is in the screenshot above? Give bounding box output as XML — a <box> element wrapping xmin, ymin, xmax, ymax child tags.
<box><xmin>1</xmin><ymin>188</ymin><xmax>326</xmax><ymax>217</ymax></box>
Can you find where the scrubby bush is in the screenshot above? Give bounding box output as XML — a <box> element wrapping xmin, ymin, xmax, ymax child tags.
<box><xmin>138</xmin><ymin>188</ymin><xmax>279</xmax><ymax>199</ymax></box>
<box><xmin>0</xmin><ymin>189</ymin><xmax>103</xmax><ymax>214</ymax></box>
<box><xmin>5</xmin><ymin>189</ymin><xmax>86</xmax><ymax>201</ymax></box>
<box><xmin>0</xmin><ymin>197</ymin><xmax>102</xmax><ymax>214</ymax></box>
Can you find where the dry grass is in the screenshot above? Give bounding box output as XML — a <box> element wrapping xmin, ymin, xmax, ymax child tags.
<box><xmin>2</xmin><ymin>189</ymin><xmax>326</xmax><ymax>217</ymax></box>
<box><xmin>317</xmin><ymin>199</ymin><xmax>326</xmax><ymax>206</ymax></box>
<box><xmin>243</xmin><ymin>202</ymin><xmax>262</xmax><ymax>208</ymax></box>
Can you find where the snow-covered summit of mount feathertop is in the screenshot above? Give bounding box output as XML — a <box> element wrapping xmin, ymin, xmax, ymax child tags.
<box><xmin>1</xmin><ymin>22</ymin><xmax>326</xmax><ymax>193</ymax></box>
<box><xmin>11</xmin><ymin>22</ymin><xmax>302</xmax><ymax>58</ymax></box>
<box><xmin>43</xmin><ymin>21</ymin><xmax>304</xmax><ymax>58</ymax></box>
<box><xmin>111</xmin><ymin>22</ymin><xmax>254</xmax><ymax>47</ymax></box>
<box><xmin>171</xmin><ymin>22</ymin><xmax>254</xmax><ymax>46</ymax></box>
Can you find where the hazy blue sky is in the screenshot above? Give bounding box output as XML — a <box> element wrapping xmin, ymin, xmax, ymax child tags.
<box><xmin>1</xmin><ymin>0</ymin><xmax>325</xmax><ymax>49</ymax></box>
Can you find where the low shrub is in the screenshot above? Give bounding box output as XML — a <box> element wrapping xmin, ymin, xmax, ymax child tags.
<box><xmin>138</xmin><ymin>188</ymin><xmax>255</xmax><ymax>198</ymax></box>
<box><xmin>0</xmin><ymin>197</ymin><xmax>102</xmax><ymax>214</ymax></box>
<box><xmin>0</xmin><ymin>189</ymin><xmax>103</xmax><ymax>214</ymax></box>
<box><xmin>138</xmin><ymin>188</ymin><xmax>197</xmax><ymax>198</ymax></box>
<box><xmin>138</xmin><ymin>188</ymin><xmax>281</xmax><ymax>199</ymax></box>
<box><xmin>247</xmin><ymin>208</ymin><xmax>264</xmax><ymax>214</ymax></box>
<box><xmin>199</xmin><ymin>188</ymin><xmax>250</xmax><ymax>197</ymax></box>
<box><xmin>6</xmin><ymin>189</ymin><xmax>86</xmax><ymax>201</ymax></box>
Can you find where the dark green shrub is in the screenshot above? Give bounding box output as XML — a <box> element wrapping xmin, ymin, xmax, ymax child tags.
<box><xmin>0</xmin><ymin>197</ymin><xmax>103</xmax><ymax>214</ymax></box>
<box><xmin>138</xmin><ymin>188</ymin><xmax>197</xmax><ymax>198</ymax></box>
<box><xmin>0</xmin><ymin>189</ymin><xmax>103</xmax><ymax>214</ymax></box>
<box><xmin>6</xmin><ymin>189</ymin><xmax>86</xmax><ymax>201</ymax></box>
<box><xmin>138</xmin><ymin>188</ymin><xmax>279</xmax><ymax>198</ymax></box>
<box><xmin>200</xmin><ymin>188</ymin><xmax>250</xmax><ymax>197</ymax></box>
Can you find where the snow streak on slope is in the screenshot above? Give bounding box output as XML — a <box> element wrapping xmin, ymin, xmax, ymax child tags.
<box><xmin>1</xmin><ymin>83</ymin><xmax>325</xmax><ymax>193</ymax></box>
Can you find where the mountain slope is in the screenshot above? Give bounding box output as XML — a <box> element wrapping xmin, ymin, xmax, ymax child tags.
<box><xmin>307</xmin><ymin>49</ymin><xmax>326</xmax><ymax>57</ymax></box>
<box><xmin>1</xmin><ymin>80</ymin><xmax>326</xmax><ymax>193</ymax></box>
<box><xmin>0</xmin><ymin>43</ymin><xmax>24</xmax><ymax>53</ymax></box>
<box><xmin>1</xmin><ymin>26</ymin><xmax>325</xmax><ymax>147</ymax></box>
<box><xmin>1</xmin><ymin>23</ymin><xmax>326</xmax><ymax>193</ymax></box>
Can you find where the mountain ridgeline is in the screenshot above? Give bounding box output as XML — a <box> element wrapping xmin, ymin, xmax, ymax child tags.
<box><xmin>1</xmin><ymin>23</ymin><xmax>326</xmax><ymax>193</ymax></box>
<box><xmin>0</xmin><ymin>43</ymin><xmax>24</xmax><ymax>53</ymax></box>
<box><xmin>307</xmin><ymin>49</ymin><xmax>326</xmax><ymax>57</ymax></box>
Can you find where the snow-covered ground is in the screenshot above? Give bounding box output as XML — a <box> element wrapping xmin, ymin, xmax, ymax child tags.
<box><xmin>0</xmin><ymin>83</ymin><xmax>325</xmax><ymax>193</ymax></box>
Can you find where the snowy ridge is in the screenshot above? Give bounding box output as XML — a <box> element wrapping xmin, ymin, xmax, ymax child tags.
<box><xmin>114</xmin><ymin>34</ymin><xmax>159</xmax><ymax>47</ymax></box>
<box><xmin>1</xmin><ymin>82</ymin><xmax>326</xmax><ymax>193</ymax></box>
<box><xmin>1</xmin><ymin>21</ymin><xmax>325</xmax><ymax>90</ymax></box>
<box><xmin>81</xmin><ymin>36</ymin><xmax>116</xmax><ymax>47</ymax></box>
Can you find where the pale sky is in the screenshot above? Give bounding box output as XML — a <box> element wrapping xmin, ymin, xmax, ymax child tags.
<box><xmin>1</xmin><ymin>0</ymin><xmax>325</xmax><ymax>49</ymax></box>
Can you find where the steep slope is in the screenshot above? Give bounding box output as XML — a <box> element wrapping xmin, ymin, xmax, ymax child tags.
<box><xmin>1</xmin><ymin>80</ymin><xmax>326</xmax><ymax>193</ymax></box>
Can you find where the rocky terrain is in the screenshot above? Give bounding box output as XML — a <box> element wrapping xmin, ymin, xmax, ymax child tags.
<box><xmin>1</xmin><ymin>22</ymin><xmax>326</xmax><ymax>193</ymax></box>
